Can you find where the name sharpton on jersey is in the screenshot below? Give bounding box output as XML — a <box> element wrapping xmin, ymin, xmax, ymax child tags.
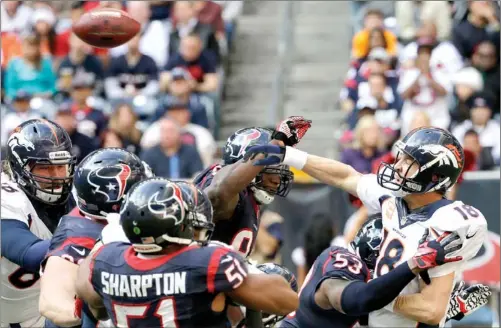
<box><xmin>1</xmin><ymin>172</ymin><xmax>52</xmax><ymax>326</ymax></box>
<box><xmin>356</xmin><ymin>174</ymin><xmax>487</xmax><ymax>327</ymax></box>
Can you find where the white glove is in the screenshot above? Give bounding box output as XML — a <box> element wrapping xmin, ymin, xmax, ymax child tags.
<box><xmin>446</xmin><ymin>281</ymin><xmax>491</xmax><ymax>322</ymax></box>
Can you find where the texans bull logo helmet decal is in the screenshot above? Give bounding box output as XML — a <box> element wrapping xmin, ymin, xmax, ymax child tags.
<box><xmin>229</xmin><ymin>129</ymin><xmax>261</xmax><ymax>159</ymax></box>
<box><xmin>87</xmin><ymin>164</ymin><xmax>132</xmax><ymax>202</ymax></box>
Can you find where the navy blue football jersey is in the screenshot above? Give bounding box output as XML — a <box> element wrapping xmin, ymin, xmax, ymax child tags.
<box><xmin>90</xmin><ymin>243</ymin><xmax>249</xmax><ymax>328</ymax></box>
<box><xmin>194</xmin><ymin>164</ymin><xmax>260</xmax><ymax>257</ymax></box>
<box><xmin>43</xmin><ymin>215</ymin><xmax>105</xmax><ymax>266</ymax></box>
<box><xmin>281</xmin><ymin>246</ymin><xmax>370</xmax><ymax>328</ymax></box>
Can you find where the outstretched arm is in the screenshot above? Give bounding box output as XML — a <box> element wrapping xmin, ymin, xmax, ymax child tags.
<box><xmin>317</xmin><ymin>258</ymin><xmax>419</xmax><ymax>316</ymax></box>
<box><xmin>205</xmin><ymin>147</ymin><xmax>274</xmax><ymax>221</ymax></box>
<box><xmin>243</xmin><ymin>146</ymin><xmax>363</xmax><ymax>196</ymax></box>
<box><xmin>317</xmin><ymin>231</ymin><xmax>462</xmax><ymax>317</ymax></box>
<box><xmin>1</xmin><ymin>219</ymin><xmax>50</xmax><ymax>272</ymax></box>
<box><xmin>302</xmin><ymin>153</ymin><xmax>363</xmax><ymax>196</ymax></box>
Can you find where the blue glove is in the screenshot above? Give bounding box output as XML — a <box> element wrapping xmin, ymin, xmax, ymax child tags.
<box><xmin>243</xmin><ymin>145</ymin><xmax>287</xmax><ymax>166</ymax></box>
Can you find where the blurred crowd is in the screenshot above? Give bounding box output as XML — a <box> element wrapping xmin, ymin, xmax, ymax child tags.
<box><xmin>338</xmin><ymin>0</ymin><xmax>500</xmax><ymax>193</ymax></box>
<box><xmin>1</xmin><ymin>0</ymin><xmax>244</xmax><ymax>179</ymax></box>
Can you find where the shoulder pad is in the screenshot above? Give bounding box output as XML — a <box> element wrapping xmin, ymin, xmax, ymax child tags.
<box><xmin>1</xmin><ymin>178</ymin><xmax>32</xmax><ymax>225</ymax></box>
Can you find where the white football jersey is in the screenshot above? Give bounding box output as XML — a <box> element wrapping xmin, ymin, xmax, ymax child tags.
<box><xmin>1</xmin><ymin>172</ymin><xmax>52</xmax><ymax>326</ymax></box>
<box><xmin>356</xmin><ymin>174</ymin><xmax>487</xmax><ymax>328</ymax></box>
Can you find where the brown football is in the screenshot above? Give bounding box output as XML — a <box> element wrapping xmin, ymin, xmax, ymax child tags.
<box><xmin>72</xmin><ymin>8</ymin><xmax>140</xmax><ymax>49</ymax></box>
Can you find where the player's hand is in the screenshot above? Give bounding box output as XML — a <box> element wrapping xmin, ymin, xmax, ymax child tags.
<box><xmin>272</xmin><ymin>116</ymin><xmax>312</xmax><ymax>147</ymax></box>
<box><xmin>243</xmin><ymin>144</ymin><xmax>286</xmax><ymax>166</ymax></box>
<box><xmin>411</xmin><ymin>229</ymin><xmax>463</xmax><ymax>271</ymax></box>
<box><xmin>446</xmin><ymin>281</ymin><xmax>491</xmax><ymax>322</ymax></box>
<box><xmin>257</xmin><ymin>263</ymin><xmax>298</xmax><ymax>292</ymax></box>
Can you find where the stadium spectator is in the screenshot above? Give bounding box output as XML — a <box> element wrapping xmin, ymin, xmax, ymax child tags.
<box><xmin>54</xmin><ymin>103</ymin><xmax>99</xmax><ymax>163</ymax></box>
<box><xmin>153</xmin><ymin>67</ymin><xmax>209</xmax><ymax>128</ymax></box>
<box><xmin>1</xmin><ymin>32</ymin><xmax>23</xmax><ymax>69</ymax></box>
<box><xmin>31</xmin><ymin>6</ymin><xmax>58</xmax><ymax>58</ymax></box>
<box><xmin>463</xmin><ymin>129</ymin><xmax>497</xmax><ymax>170</ymax></box>
<box><xmin>107</xmin><ymin>103</ymin><xmax>143</xmax><ymax>155</ymax></box>
<box><xmin>1</xmin><ymin>1</ymin><xmax>33</xmax><ymax>34</ymax></box>
<box><xmin>470</xmin><ymin>41</ymin><xmax>500</xmax><ymax>115</ymax></box>
<box><xmin>140</xmin><ymin>99</ymin><xmax>216</xmax><ymax>167</ymax></box>
<box><xmin>399</xmin><ymin>21</ymin><xmax>464</xmax><ymax>74</ymax></box>
<box><xmin>1</xmin><ymin>91</ymin><xmax>43</xmax><ymax>146</ymax></box>
<box><xmin>101</xmin><ymin>129</ymin><xmax>126</xmax><ymax>149</ymax></box>
<box><xmin>149</xmin><ymin>1</ymin><xmax>173</xmax><ymax>21</ymax></box>
<box><xmin>55</xmin><ymin>2</ymin><xmax>109</xmax><ymax>64</ymax></box>
<box><xmin>69</xmin><ymin>75</ymin><xmax>108</xmax><ymax>139</ymax></box>
<box><xmin>252</xmin><ymin>210</ymin><xmax>284</xmax><ymax>265</ymax></box>
<box><xmin>105</xmin><ymin>34</ymin><xmax>159</xmax><ymax>100</ymax></box>
<box><xmin>4</xmin><ymin>33</ymin><xmax>56</xmax><ymax>100</ymax></box>
<box><xmin>110</xmin><ymin>1</ymin><xmax>170</xmax><ymax>68</ymax></box>
<box><xmin>398</xmin><ymin>40</ymin><xmax>452</xmax><ymax>135</ymax></box>
<box><xmin>140</xmin><ymin>118</ymin><xmax>204</xmax><ymax>179</ymax></box>
<box><xmin>341</xmin><ymin>47</ymin><xmax>399</xmax><ymax>114</ymax></box>
<box><xmin>161</xmin><ymin>33</ymin><xmax>219</xmax><ymax>93</ymax></box>
<box><xmin>395</xmin><ymin>1</ymin><xmax>452</xmax><ymax>44</ymax></box>
<box><xmin>213</xmin><ymin>1</ymin><xmax>244</xmax><ymax>48</ymax></box>
<box><xmin>57</xmin><ymin>33</ymin><xmax>104</xmax><ymax>96</ymax></box>
<box><xmin>351</xmin><ymin>9</ymin><xmax>398</xmax><ymax>59</ymax></box>
<box><xmin>452</xmin><ymin>0</ymin><xmax>500</xmax><ymax>61</ymax></box>
<box><xmin>450</xmin><ymin>66</ymin><xmax>485</xmax><ymax>123</ymax></box>
<box><xmin>341</xmin><ymin>115</ymin><xmax>386</xmax><ymax>174</ymax></box>
<box><xmin>169</xmin><ymin>1</ymin><xmax>220</xmax><ymax>61</ymax></box>
<box><xmin>452</xmin><ymin>92</ymin><xmax>500</xmax><ymax>165</ymax></box>
<box><xmin>191</xmin><ymin>1</ymin><xmax>225</xmax><ymax>36</ymax></box>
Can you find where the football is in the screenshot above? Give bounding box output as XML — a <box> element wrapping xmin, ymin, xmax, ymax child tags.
<box><xmin>72</xmin><ymin>8</ymin><xmax>140</xmax><ymax>49</ymax></box>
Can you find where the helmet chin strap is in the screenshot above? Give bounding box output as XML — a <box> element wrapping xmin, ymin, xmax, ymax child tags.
<box><xmin>250</xmin><ymin>186</ymin><xmax>275</xmax><ymax>205</ymax></box>
<box><xmin>390</xmin><ymin>189</ymin><xmax>410</xmax><ymax>198</ymax></box>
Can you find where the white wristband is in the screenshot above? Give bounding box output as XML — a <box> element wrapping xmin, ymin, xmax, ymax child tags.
<box><xmin>283</xmin><ymin>146</ymin><xmax>308</xmax><ymax>170</ymax></box>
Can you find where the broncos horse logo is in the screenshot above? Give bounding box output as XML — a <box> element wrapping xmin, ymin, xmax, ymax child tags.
<box><xmin>148</xmin><ymin>182</ymin><xmax>186</xmax><ymax>225</ymax></box>
<box><xmin>8</xmin><ymin>132</ymin><xmax>36</xmax><ymax>164</ymax></box>
<box><xmin>87</xmin><ymin>164</ymin><xmax>131</xmax><ymax>202</ymax></box>
<box><xmin>419</xmin><ymin>144</ymin><xmax>461</xmax><ymax>169</ymax></box>
<box><xmin>228</xmin><ymin>129</ymin><xmax>262</xmax><ymax>159</ymax></box>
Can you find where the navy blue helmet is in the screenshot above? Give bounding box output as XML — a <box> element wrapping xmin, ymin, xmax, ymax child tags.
<box><xmin>74</xmin><ymin>148</ymin><xmax>151</xmax><ymax>220</ymax></box>
<box><xmin>351</xmin><ymin>215</ymin><xmax>383</xmax><ymax>271</ymax></box>
<box><xmin>120</xmin><ymin>178</ymin><xmax>197</xmax><ymax>253</ymax></box>
<box><xmin>6</xmin><ymin>119</ymin><xmax>76</xmax><ymax>205</ymax></box>
<box><xmin>377</xmin><ymin>127</ymin><xmax>464</xmax><ymax>195</ymax></box>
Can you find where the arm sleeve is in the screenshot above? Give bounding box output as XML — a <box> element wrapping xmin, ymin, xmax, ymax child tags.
<box><xmin>1</xmin><ymin>219</ymin><xmax>50</xmax><ymax>272</ymax></box>
<box><xmin>207</xmin><ymin>248</ymin><xmax>249</xmax><ymax>293</ymax></box>
<box><xmin>340</xmin><ymin>262</ymin><xmax>416</xmax><ymax>316</ymax></box>
<box><xmin>355</xmin><ymin>174</ymin><xmax>391</xmax><ymax>215</ymax></box>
